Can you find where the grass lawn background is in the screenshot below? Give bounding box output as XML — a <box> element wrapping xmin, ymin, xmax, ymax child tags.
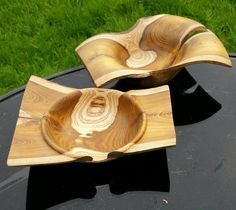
<box><xmin>0</xmin><ymin>0</ymin><xmax>235</xmax><ymax>95</ymax></box>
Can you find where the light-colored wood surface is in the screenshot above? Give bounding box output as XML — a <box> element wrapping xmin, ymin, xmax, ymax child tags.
<box><xmin>7</xmin><ymin>76</ymin><xmax>176</xmax><ymax>166</ymax></box>
<box><xmin>76</xmin><ymin>14</ymin><xmax>232</xmax><ymax>87</ymax></box>
<box><xmin>41</xmin><ymin>89</ymin><xmax>147</xmax><ymax>160</ymax></box>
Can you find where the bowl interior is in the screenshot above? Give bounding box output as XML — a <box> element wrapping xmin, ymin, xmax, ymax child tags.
<box><xmin>41</xmin><ymin>89</ymin><xmax>146</xmax><ymax>159</ymax></box>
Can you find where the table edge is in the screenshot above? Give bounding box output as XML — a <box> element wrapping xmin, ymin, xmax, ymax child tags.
<box><xmin>1</xmin><ymin>53</ymin><xmax>235</xmax><ymax>102</ymax></box>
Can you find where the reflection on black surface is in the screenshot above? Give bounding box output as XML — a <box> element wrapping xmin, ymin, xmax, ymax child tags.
<box><xmin>113</xmin><ymin>68</ymin><xmax>221</xmax><ymax>125</ymax></box>
<box><xmin>27</xmin><ymin>149</ymin><xmax>169</xmax><ymax>210</ymax></box>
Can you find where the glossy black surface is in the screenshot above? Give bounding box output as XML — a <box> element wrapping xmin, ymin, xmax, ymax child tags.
<box><xmin>0</xmin><ymin>57</ymin><xmax>235</xmax><ymax>210</ymax></box>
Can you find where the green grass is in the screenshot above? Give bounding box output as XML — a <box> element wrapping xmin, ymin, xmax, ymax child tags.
<box><xmin>0</xmin><ymin>0</ymin><xmax>235</xmax><ymax>95</ymax></box>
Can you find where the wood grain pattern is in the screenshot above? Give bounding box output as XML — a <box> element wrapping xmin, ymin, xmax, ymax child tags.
<box><xmin>76</xmin><ymin>14</ymin><xmax>232</xmax><ymax>87</ymax></box>
<box><xmin>7</xmin><ymin>76</ymin><xmax>176</xmax><ymax>166</ymax></box>
<box><xmin>41</xmin><ymin>89</ymin><xmax>147</xmax><ymax>159</ymax></box>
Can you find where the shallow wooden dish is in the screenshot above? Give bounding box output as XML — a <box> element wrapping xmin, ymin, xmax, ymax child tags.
<box><xmin>41</xmin><ymin>89</ymin><xmax>146</xmax><ymax>160</ymax></box>
<box><xmin>7</xmin><ymin>76</ymin><xmax>176</xmax><ymax>166</ymax></box>
<box><xmin>76</xmin><ymin>14</ymin><xmax>232</xmax><ymax>87</ymax></box>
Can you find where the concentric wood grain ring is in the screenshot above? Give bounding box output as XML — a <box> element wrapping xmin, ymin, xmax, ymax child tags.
<box><xmin>41</xmin><ymin>88</ymin><xmax>147</xmax><ymax>160</ymax></box>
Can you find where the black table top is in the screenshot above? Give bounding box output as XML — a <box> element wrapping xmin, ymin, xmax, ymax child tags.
<box><xmin>0</xmin><ymin>56</ymin><xmax>235</xmax><ymax>210</ymax></box>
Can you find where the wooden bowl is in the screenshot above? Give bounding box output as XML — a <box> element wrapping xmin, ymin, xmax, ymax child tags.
<box><xmin>7</xmin><ymin>76</ymin><xmax>176</xmax><ymax>166</ymax></box>
<box><xmin>76</xmin><ymin>14</ymin><xmax>232</xmax><ymax>87</ymax></box>
<box><xmin>41</xmin><ymin>88</ymin><xmax>147</xmax><ymax>160</ymax></box>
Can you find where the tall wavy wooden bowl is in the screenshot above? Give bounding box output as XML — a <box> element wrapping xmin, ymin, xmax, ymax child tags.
<box><xmin>41</xmin><ymin>88</ymin><xmax>147</xmax><ymax>161</ymax></box>
<box><xmin>76</xmin><ymin>14</ymin><xmax>232</xmax><ymax>87</ymax></box>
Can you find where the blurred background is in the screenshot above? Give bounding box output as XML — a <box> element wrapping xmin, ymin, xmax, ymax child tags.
<box><xmin>0</xmin><ymin>0</ymin><xmax>235</xmax><ymax>95</ymax></box>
